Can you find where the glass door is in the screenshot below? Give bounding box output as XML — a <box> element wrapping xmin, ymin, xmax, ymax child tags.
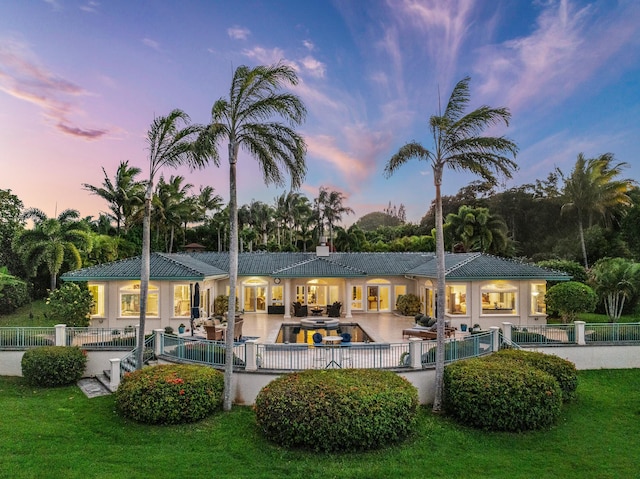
<box><xmin>351</xmin><ymin>285</ymin><xmax>363</xmax><ymax>310</ymax></box>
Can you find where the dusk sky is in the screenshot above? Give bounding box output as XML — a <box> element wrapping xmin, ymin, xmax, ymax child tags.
<box><xmin>1</xmin><ymin>0</ymin><xmax>639</xmax><ymax>224</ymax></box>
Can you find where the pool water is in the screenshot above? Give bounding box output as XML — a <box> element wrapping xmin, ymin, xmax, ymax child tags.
<box><xmin>276</xmin><ymin>322</ymin><xmax>374</xmax><ymax>344</ymax></box>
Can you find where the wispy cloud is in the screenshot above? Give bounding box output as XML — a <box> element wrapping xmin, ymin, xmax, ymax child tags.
<box><xmin>43</xmin><ymin>0</ymin><xmax>61</xmax><ymax>11</ymax></box>
<box><xmin>142</xmin><ymin>38</ymin><xmax>161</xmax><ymax>52</ymax></box>
<box><xmin>299</xmin><ymin>55</ymin><xmax>326</xmax><ymax>78</ymax></box>
<box><xmin>476</xmin><ymin>0</ymin><xmax>640</xmax><ymax>112</ymax></box>
<box><xmin>80</xmin><ymin>1</ymin><xmax>99</xmax><ymax>13</ymax></box>
<box><xmin>303</xmin><ymin>40</ymin><xmax>315</xmax><ymax>51</ymax></box>
<box><xmin>228</xmin><ymin>26</ymin><xmax>251</xmax><ymax>40</ymax></box>
<box><xmin>0</xmin><ymin>39</ymin><xmax>109</xmax><ymax>139</ymax></box>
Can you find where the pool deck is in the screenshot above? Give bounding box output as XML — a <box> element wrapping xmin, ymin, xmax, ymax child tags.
<box><xmin>228</xmin><ymin>312</ymin><xmax>459</xmax><ymax>344</ymax></box>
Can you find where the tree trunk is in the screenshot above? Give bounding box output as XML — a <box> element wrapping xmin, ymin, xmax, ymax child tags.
<box><xmin>578</xmin><ymin>212</ymin><xmax>588</xmax><ymax>269</ymax></box>
<box><xmin>433</xmin><ymin>164</ymin><xmax>446</xmax><ymax>413</ymax></box>
<box><xmin>223</xmin><ymin>141</ymin><xmax>239</xmax><ymax>412</ymax></box>
<box><xmin>136</xmin><ymin>186</ymin><xmax>152</xmax><ymax>370</ymax></box>
<box><xmin>50</xmin><ymin>273</ymin><xmax>57</xmax><ymax>292</ymax></box>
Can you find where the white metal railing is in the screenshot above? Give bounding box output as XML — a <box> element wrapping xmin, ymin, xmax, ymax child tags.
<box><xmin>511</xmin><ymin>324</ymin><xmax>574</xmax><ymax>345</ymax></box>
<box><xmin>66</xmin><ymin>327</ymin><xmax>137</xmax><ymax>348</ymax></box>
<box><xmin>584</xmin><ymin>323</ymin><xmax>640</xmax><ymax>343</ymax></box>
<box><xmin>161</xmin><ymin>334</ymin><xmax>246</xmax><ymax>368</ymax></box>
<box><xmin>0</xmin><ymin>327</ymin><xmax>56</xmax><ymax>348</ymax></box>
<box><xmin>420</xmin><ymin>331</ymin><xmax>495</xmax><ymax>367</ymax></box>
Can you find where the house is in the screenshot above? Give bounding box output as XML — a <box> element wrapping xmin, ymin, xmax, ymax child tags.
<box><xmin>60</xmin><ymin>249</ymin><xmax>570</xmax><ymax>333</ymax></box>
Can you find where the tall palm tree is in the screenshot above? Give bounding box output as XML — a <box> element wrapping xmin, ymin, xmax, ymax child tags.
<box><xmin>561</xmin><ymin>153</ymin><xmax>634</xmax><ymax>268</ymax></box>
<box><xmin>153</xmin><ymin>175</ymin><xmax>194</xmax><ymax>252</ymax></box>
<box><xmin>199</xmin><ymin>63</ymin><xmax>306</xmax><ymax>411</ymax></box>
<box><xmin>13</xmin><ymin>208</ymin><xmax>91</xmax><ymax>290</ymax></box>
<box><xmin>384</xmin><ymin>76</ymin><xmax>518</xmax><ymax>412</ymax></box>
<box><xmin>137</xmin><ymin>109</ymin><xmax>208</xmax><ymax>370</ymax></box>
<box><xmin>83</xmin><ymin>160</ymin><xmax>145</xmax><ymax>235</ymax></box>
<box><xmin>317</xmin><ymin>187</ymin><xmax>354</xmax><ymax>249</ymax></box>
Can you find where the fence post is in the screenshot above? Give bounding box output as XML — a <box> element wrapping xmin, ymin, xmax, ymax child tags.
<box><xmin>153</xmin><ymin>329</ymin><xmax>164</xmax><ymax>356</ymax></box>
<box><xmin>245</xmin><ymin>340</ymin><xmax>258</xmax><ymax>371</ymax></box>
<box><xmin>574</xmin><ymin>321</ymin><xmax>586</xmax><ymax>345</ymax></box>
<box><xmin>502</xmin><ymin>322</ymin><xmax>512</xmax><ymax>343</ymax></box>
<box><xmin>55</xmin><ymin>324</ymin><xmax>66</xmax><ymax>346</ymax></box>
<box><xmin>409</xmin><ymin>338</ymin><xmax>422</xmax><ymax>368</ymax></box>
<box><xmin>110</xmin><ymin>358</ymin><xmax>121</xmax><ymax>390</ymax></box>
<box><xmin>490</xmin><ymin>326</ymin><xmax>500</xmax><ymax>352</ymax></box>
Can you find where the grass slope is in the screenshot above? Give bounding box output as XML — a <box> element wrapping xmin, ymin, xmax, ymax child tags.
<box><xmin>0</xmin><ymin>370</ymin><xmax>639</xmax><ymax>478</ymax></box>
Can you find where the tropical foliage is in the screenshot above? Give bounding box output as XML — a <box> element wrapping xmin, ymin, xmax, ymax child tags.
<box><xmin>588</xmin><ymin>257</ymin><xmax>640</xmax><ymax>321</ymax></box>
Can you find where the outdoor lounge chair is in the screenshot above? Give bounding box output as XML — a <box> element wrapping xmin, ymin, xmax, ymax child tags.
<box><xmin>292</xmin><ymin>301</ymin><xmax>308</xmax><ymax>317</ymax></box>
<box><xmin>204</xmin><ymin>323</ymin><xmax>224</xmax><ymax>341</ymax></box>
<box><xmin>327</xmin><ymin>301</ymin><xmax>342</xmax><ymax>317</ymax></box>
<box><xmin>232</xmin><ymin>319</ymin><xmax>244</xmax><ymax>341</ymax></box>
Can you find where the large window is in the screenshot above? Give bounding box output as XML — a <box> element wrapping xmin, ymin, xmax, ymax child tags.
<box><xmin>88</xmin><ymin>284</ymin><xmax>105</xmax><ymax>317</ymax></box>
<box><xmin>394</xmin><ymin>285</ymin><xmax>407</xmax><ymax>309</ymax></box>
<box><xmin>271</xmin><ymin>285</ymin><xmax>283</xmax><ymax>305</ymax></box>
<box><xmin>446</xmin><ymin>284</ymin><xmax>467</xmax><ymax>315</ymax></box>
<box><xmin>531</xmin><ymin>283</ymin><xmax>546</xmax><ymax>315</ymax></box>
<box><xmin>174</xmin><ymin>285</ymin><xmax>190</xmax><ymax>317</ymax></box>
<box><xmin>481</xmin><ymin>282</ymin><xmax>517</xmax><ymax>315</ymax></box>
<box><xmin>351</xmin><ymin>285</ymin><xmax>363</xmax><ymax>310</ymax></box>
<box><xmin>120</xmin><ymin>282</ymin><xmax>159</xmax><ymax>317</ymax></box>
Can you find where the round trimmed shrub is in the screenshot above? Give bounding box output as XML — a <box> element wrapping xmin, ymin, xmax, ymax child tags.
<box><xmin>489</xmin><ymin>349</ymin><xmax>578</xmax><ymax>401</ymax></box>
<box><xmin>545</xmin><ymin>281</ymin><xmax>597</xmax><ymax>322</ymax></box>
<box><xmin>255</xmin><ymin>369</ymin><xmax>418</xmax><ymax>452</ymax></box>
<box><xmin>443</xmin><ymin>358</ymin><xmax>562</xmax><ymax>431</ymax></box>
<box><xmin>21</xmin><ymin>346</ymin><xmax>87</xmax><ymax>387</ymax></box>
<box><xmin>396</xmin><ymin>293</ymin><xmax>421</xmax><ymax>316</ymax></box>
<box><xmin>115</xmin><ymin>364</ymin><xmax>224</xmax><ymax>425</ymax></box>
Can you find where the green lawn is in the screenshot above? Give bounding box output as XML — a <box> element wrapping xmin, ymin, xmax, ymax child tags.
<box><xmin>0</xmin><ymin>300</ymin><xmax>55</xmax><ymax>327</ymax></box>
<box><xmin>1</xmin><ymin>369</ymin><xmax>639</xmax><ymax>478</ymax></box>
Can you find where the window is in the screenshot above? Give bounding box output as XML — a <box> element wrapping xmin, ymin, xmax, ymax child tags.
<box><xmin>531</xmin><ymin>283</ymin><xmax>546</xmax><ymax>314</ymax></box>
<box><xmin>351</xmin><ymin>285</ymin><xmax>363</xmax><ymax>310</ymax></box>
<box><xmin>88</xmin><ymin>284</ymin><xmax>105</xmax><ymax>317</ymax></box>
<box><xmin>173</xmin><ymin>285</ymin><xmax>190</xmax><ymax>317</ymax></box>
<box><xmin>120</xmin><ymin>282</ymin><xmax>159</xmax><ymax>317</ymax></box>
<box><xmin>271</xmin><ymin>285</ymin><xmax>283</xmax><ymax>305</ymax></box>
<box><xmin>481</xmin><ymin>282</ymin><xmax>517</xmax><ymax>315</ymax></box>
<box><xmin>446</xmin><ymin>284</ymin><xmax>467</xmax><ymax>315</ymax></box>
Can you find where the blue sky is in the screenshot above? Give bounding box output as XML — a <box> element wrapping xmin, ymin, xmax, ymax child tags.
<box><xmin>1</xmin><ymin>0</ymin><xmax>639</xmax><ymax>224</ymax></box>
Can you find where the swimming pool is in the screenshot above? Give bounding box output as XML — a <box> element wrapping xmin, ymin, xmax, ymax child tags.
<box><xmin>275</xmin><ymin>322</ymin><xmax>374</xmax><ymax>344</ymax></box>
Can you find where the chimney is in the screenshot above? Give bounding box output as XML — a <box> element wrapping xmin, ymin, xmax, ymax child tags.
<box><xmin>316</xmin><ymin>236</ymin><xmax>330</xmax><ymax>257</ymax></box>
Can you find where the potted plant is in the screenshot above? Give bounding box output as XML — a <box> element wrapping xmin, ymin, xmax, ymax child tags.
<box><xmin>164</xmin><ymin>326</ymin><xmax>174</xmax><ymax>335</ymax></box>
<box><xmin>460</xmin><ymin>323</ymin><xmax>468</xmax><ymax>332</ymax></box>
<box><xmin>178</xmin><ymin>323</ymin><xmax>186</xmax><ymax>334</ymax></box>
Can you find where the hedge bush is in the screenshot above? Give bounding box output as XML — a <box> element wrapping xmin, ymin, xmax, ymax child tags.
<box><xmin>255</xmin><ymin>369</ymin><xmax>418</xmax><ymax>452</ymax></box>
<box><xmin>115</xmin><ymin>364</ymin><xmax>224</xmax><ymax>425</ymax></box>
<box><xmin>545</xmin><ymin>281</ymin><xmax>597</xmax><ymax>323</ymax></box>
<box><xmin>488</xmin><ymin>349</ymin><xmax>578</xmax><ymax>401</ymax></box>
<box><xmin>46</xmin><ymin>282</ymin><xmax>93</xmax><ymax>327</ymax></box>
<box><xmin>396</xmin><ymin>293</ymin><xmax>421</xmax><ymax>316</ymax></box>
<box><xmin>0</xmin><ymin>272</ymin><xmax>29</xmax><ymax>314</ymax></box>
<box><xmin>443</xmin><ymin>358</ymin><xmax>562</xmax><ymax>431</ymax></box>
<box><xmin>21</xmin><ymin>346</ymin><xmax>87</xmax><ymax>387</ymax></box>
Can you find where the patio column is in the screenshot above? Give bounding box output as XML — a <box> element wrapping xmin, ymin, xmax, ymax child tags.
<box><xmin>409</xmin><ymin>338</ymin><xmax>422</xmax><ymax>368</ymax></box>
<box><xmin>245</xmin><ymin>340</ymin><xmax>258</xmax><ymax>371</ymax></box>
<box><xmin>574</xmin><ymin>321</ymin><xmax>586</xmax><ymax>345</ymax></box>
<box><xmin>502</xmin><ymin>322</ymin><xmax>512</xmax><ymax>343</ymax></box>
<box><xmin>283</xmin><ymin>279</ymin><xmax>291</xmax><ymax>319</ymax></box>
<box><xmin>489</xmin><ymin>326</ymin><xmax>500</xmax><ymax>352</ymax></box>
<box><xmin>109</xmin><ymin>358</ymin><xmax>121</xmax><ymax>390</ymax></box>
<box><xmin>55</xmin><ymin>324</ymin><xmax>66</xmax><ymax>346</ymax></box>
<box><xmin>345</xmin><ymin>279</ymin><xmax>352</xmax><ymax>318</ymax></box>
<box><xmin>153</xmin><ymin>329</ymin><xmax>164</xmax><ymax>356</ymax></box>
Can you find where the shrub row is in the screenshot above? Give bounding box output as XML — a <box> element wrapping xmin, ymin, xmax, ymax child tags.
<box><xmin>255</xmin><ymin>369</ymin><xmax>418</xmax><ymax>452</ymax></box>
<box><xmin>115</xmin><ymin>364</ymin><xmax>224</xmax><ymax>425</ymax></box>
<box><xmin>444</xmin><ymin>358</ymin><xmax>562</xmax><ymax>432</ymax></box>
<box><xmin>21</xmin><ymin>346</ymin><xmax>87</xmax><ymax>387</ymax></box>
<box><xmin>443</xmin><ymin>349</ymin><xmax>577</xmax><ymax>431</ymax></box>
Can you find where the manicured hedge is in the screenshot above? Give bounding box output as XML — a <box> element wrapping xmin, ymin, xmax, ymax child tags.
<box><xmin>115</xmin><ymin>364</ymin><xmax>224</xmax><ymax>425</ymax></box>
<box><xmin>255</xmin><ymin>369</ymin><xmax>418</xmax><ymax>452</ymax></box>
<box><xmin>489</xmin><ymin>349</ymin><xmax>578</xmax><ymax>401</ymax></box>
<box><xmin>444</xmin><ymin>358</ymin><xmax>562</xmax><ymax>432</ymax></box>
<box><xmin>21</xmin><ymin>346</ymin><xmax>87</xmax><ymax>387</ymax></box>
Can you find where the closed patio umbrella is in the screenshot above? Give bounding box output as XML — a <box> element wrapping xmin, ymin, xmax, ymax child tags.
<box><xmin>190</xmin><ymin>283</ymin><xmax>200</xmax><ymax>336</ymax></box>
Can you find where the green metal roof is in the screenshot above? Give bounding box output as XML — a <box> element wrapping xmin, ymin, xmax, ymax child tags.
<box><xmin>61</xmin><ymin>252</ymin><xmax>227</xmax><ymax>281</ymax></box>
<box><xmin>61</xmin><ymin>251</ymin><xmax>570</xmax><ymax>282</ymax></box>
<box><xmin>406</xmin><ymin>253</ymin><xmax>571</xmax><ymax>281</ymax></box>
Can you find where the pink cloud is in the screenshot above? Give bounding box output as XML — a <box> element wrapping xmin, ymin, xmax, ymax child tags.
<box><xmin>0</xmin><ymin>39</ymin><xmax>110</xmax><ymax>140</ymax></box>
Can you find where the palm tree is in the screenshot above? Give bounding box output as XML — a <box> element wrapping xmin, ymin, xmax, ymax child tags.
<box><xmin>83</xmin><ymin>160</ymin><xmax>145</xmax><ymax>235</ymax></box>
<box><xmin>384</xmin><ymin>76</ymin><xmax>518</xmax><ymax>412</ymax></box>
<box><xmin>137</xmin><ymin>109</ymin><xmax>208</xmax><ymax>370</ymax></box>
<box><xmin>561</xmin><ymin>153</ymin><xmax>634</xmax><ymax>268</ymax></box>
<box><xmin>153</xmin><ymin>175</ymin><xmax>194</xmax><ymax>252</ymax></box>
<box><xmin>589</xmin><ymin>257</ymin><xmax>640</xmax><ymax>322</ymax></box>
<box><xmin>317</xmin><ymin>187</ymin><xmax>354</xmax><ymax>249</ymax></box>
<box><xmin>445</xmin><ymin>205</ymin><xmax>509</xmax><ymax>254</ymax></box>
<box><xmin>13</xmin><ymin>208</ymin><xmax>91</xmax><ymax>290</ymax></box>
<box><xmin>334</xmin><ymin>224</ymin><xmax>366</xmax><ymax>252</ymax></box>
<box><xmin>199</xmin><ymin>63</ymin><xmax>306</xmax><ymax>411</ymax></box>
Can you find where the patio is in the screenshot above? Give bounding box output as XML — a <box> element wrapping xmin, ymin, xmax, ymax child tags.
<box><xmin>194</xmin><ymin>312</ymin><xmax>459</xmax><ymax>344</ymax></box>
